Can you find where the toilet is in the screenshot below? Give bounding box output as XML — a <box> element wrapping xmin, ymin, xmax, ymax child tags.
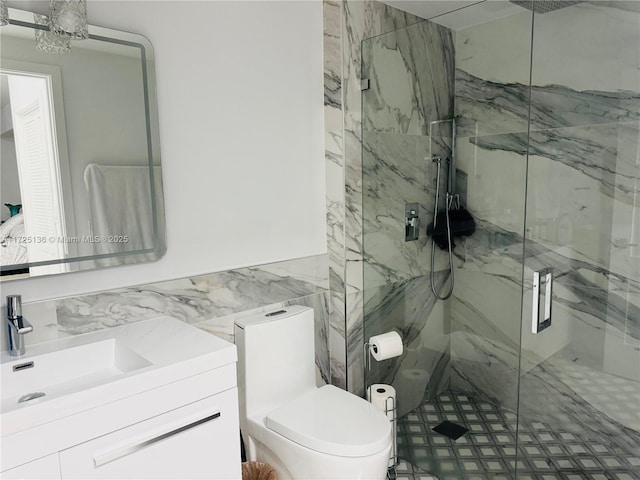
<box><xmin>235</xmin><ymin>306</ymin><xmax>392</xmax><ymax>480</ymax></box>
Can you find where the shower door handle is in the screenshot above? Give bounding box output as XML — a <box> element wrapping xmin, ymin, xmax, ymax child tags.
<box><xmin>532</xmin><ymin>268</ymin><xmax>552</xmax><ymax>334</ymax></box>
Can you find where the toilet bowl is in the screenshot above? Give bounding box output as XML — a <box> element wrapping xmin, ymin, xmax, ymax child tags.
<box><xmin>235</xmin><ymin>306</ymin><xmax>392</xmax><ymax>480</ymax></box>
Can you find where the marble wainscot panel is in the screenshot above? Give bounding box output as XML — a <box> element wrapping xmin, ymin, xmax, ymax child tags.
<box><xmin>17</xmin><ymin>255</ymin><xmax>332</xmax><ymax>384</ymax></box>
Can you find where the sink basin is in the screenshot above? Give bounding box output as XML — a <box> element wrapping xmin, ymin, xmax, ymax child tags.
<box><xmin>1</xmin><ymin>338</ymin><xmax>151</xmax><ymax>412</ymax></box>
<box><xmin>1</xmin><ymin>315</ymin><xmax>237</xmax><ymax>441</ymax></box>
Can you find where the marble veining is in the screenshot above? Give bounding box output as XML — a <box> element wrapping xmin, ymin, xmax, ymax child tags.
<box><xmin>458</xmin><ymin>221</ymin><xmax>640</xmax><ymax>340</ymax></box>
<box><xmin>364</xmin><ymin>272</ymin><xmax>451</xmax><ymax>413</ymax></box>
<box><xmin>14</xmin><ymin>255</ymin><xmax>332</xmax><ymax>384</ymax></box>
<box><xmin>324</xmin><ymin>0</ymin><xmax>347</xmax><ymax>389</ymax></box>
<box><xmin>353</xmin><ymin>2</ymin><xmax>456</xmax><ymax>401</ymax></box>
<box><xmin>341</xmin><ymin>0</ymin><xmax>448</xmax><ymax>393</ymax></box>
<box><xmin>57</xmin><ymin>264</ymin><xmax>326</xmax><ymax>333</ymax></box>
<box><xmin>468</xmin><ymin>122</ymin><xmax>640</xmax><ymax>203</ymax></box>
<box><xmin>362</xmin><ymin>20</ymin><xmax>454</xmax><ymax>135</ymax></box>
<box><xmin>450</xmin><ymin>5</ymin><xmax>640</xmax><ymax>416</ymax></box>
<box><xmin>456</xmin><ymin>70</ymin><xmax>640</xmax><ymax>137</ymax></box>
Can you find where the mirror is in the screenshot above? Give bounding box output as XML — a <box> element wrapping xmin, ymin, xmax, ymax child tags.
<box><xmin>0</xmin><ymin>8</ymin><xmax>165</xmax><ymax>279</ymax></box>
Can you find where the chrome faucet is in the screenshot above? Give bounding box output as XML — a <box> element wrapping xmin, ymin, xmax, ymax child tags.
<box><xmin>7</xmin><ymin>295</ymin><xmax>32</xmax><ymax>356</ymax></box>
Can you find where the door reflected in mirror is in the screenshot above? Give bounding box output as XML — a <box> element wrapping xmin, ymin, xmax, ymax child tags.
<box><xmin>0</xmin><ymin>8</ymin><xmax>165</xmax><ymax>279</ymax></box>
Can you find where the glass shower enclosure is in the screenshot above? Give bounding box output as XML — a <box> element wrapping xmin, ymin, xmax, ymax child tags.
<box><xmin>361</xmin><ymin>1</ymin><xmax>639</xmax><ymax>478</ymax></box>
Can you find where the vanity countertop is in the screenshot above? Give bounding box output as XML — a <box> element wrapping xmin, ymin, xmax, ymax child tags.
<box><xmin>0</xmin><ymin>316</ymin><xmax>237</xmax><ymax>437</ymax></box>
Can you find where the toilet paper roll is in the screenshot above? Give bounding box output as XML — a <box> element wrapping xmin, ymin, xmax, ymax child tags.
<box><xmin>367</xmin><ymin>384</ymin><xmax>397</xmax><ymax>468</ymax></box>
<box><xmin>369</xmin><ymin>331</ymin><xmax>403</xmax><ymax>361</ymax></box>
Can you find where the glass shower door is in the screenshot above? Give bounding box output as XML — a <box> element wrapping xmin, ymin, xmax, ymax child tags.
<box><xmin>361</xmin><ymin>3</ymin><xmax>534</xmax><ymax>477</ymax></box>
<box><xmin>517</xmin><ymin>2</ymin><xmax>640</xmax><ymax>478</ymax></box>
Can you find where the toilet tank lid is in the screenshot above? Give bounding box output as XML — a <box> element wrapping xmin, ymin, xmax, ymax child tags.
<box><xmin>234</xmin><ymin>305</ymin><xmax>311</xmax><ymax>329</ymax></box>
<box><xmin>265</xmin><ymin>385</ymin><xmax>392</xmax><ymax>458</ymax></box>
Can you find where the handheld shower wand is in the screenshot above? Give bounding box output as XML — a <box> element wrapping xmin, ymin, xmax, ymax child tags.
<box><xmin>429</xmin><ymin>156</ymin><xmax>455</xmax><ymax>300</ymax></box>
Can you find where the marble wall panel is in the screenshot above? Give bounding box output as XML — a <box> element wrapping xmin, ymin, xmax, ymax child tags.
<box><xmin>530</xmin><ymin>2</ymin><xmax>640</xmax><ymax>98</ymax></box>
<box><xmin>14</xmin><ymin>255</ymin><xmax>333</xmax><ymax>385</ymax></box>
<box><xmin>342</xmin><ymin>0</ymin><xmax>425</xmax><ymax>299</ymax></box>
<box><xmin>341</xmin><ymin>0</ymin><xmax>439</xmax><ymax>394</ymax></box>
<box><xmin>362</xmin><ymin>132</ymin><xmax>451</xmax><ymax>291</ymax></box>
<box><xmin>362</xmin><ymin>20</ymin><xmax>454</xmax><ymax>135</ymax></box>
<box><xmin>329</xmin><ymin>290</ymin><xmax>347</xmax><ymax>388</ymax></box>
<box><xmin>346</xmin><ymin>289</ymin><xmax>364</xmax><ymax>393</ymax></box>
<box><xmin>364</xmin><ymin>273</ymin><xmax>450</xmax><ymax>414</ymax></box>
<box><xmin>324</xmin><ymin>0</ymin><xmax>347</xmax><ymax>387</ymax></box>
<box><xmin>55</xmin><ymin>257</ymin><xmax>327</xmax><ymax>332</ymax></box>
<box><xmin>450</xmin><ymin>1</ymin><xmax>640</xmax><ymax>413</ymax></box>
<box><xmin>347</xmin><ymin>1</ymin><xmax>456</xmax><ymax>399</ymax></box>
<box><xmin>449</xmin><ymin>265</ymin><xmax>523</xmax><ymax>410</ymax></box>
<box><xmin>456</xmin><ymin>70</ymin><xmax>640</xmax><ymax>137</ymax></box>
<box><xmin>455</xmin><ymin>134</ymin><xmax>528</xmax><ymax>235</ymax></box>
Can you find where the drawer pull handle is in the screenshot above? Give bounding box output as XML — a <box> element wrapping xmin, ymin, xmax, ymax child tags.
<box><xmin>93</xmin><ymin>411</ymin><xmax>221</xmax><ymax>468</ymax></box>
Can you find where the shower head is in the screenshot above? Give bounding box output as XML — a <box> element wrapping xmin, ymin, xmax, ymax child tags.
<box><xmin>509</xmin><ymin>1</ymin><xmax>583</xmax><ymax>14</ymax></box>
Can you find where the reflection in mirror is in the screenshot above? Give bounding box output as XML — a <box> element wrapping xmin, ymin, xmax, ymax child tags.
<box><xmin>0</xmin><ymin>8</ymin><xmax>165</xmax><ymax>280</ymax></box>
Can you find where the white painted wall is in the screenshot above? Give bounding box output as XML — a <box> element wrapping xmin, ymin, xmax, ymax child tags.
<box><xmin>2</xmin><ymin>0</ymin><xmax>326</xmax><ymax>302</ymax></box>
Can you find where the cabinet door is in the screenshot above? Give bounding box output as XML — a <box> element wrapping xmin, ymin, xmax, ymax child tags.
<box><xmin>59</xmin><ymin>388</ymin><xmax>241</xmax><ymax>479</ymax></box>
<box><xmin>1</xmin><ymin>453</ymin><xmax>61</xmax><ymax>480</ymax></box>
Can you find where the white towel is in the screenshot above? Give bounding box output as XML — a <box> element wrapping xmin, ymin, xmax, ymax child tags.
<box><xmin>84</xmin><ymin>164</ymin><xmax>163</xmax><ymax>266</ymax></box>
<box><xmin>0</xmin><ymin>213</ymin><xmax>24</xmax><ymax>243</ymax></box>
<box><xmin>0</xmin><ymin>214</ymin><xmax>28</xmax><ymax>266</ymax></box>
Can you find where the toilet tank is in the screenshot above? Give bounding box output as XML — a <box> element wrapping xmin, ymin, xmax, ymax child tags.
<box><xmin>235</xmin><ymin>306</ymin><xmax>316</xmax><ymax>419</ymax></box>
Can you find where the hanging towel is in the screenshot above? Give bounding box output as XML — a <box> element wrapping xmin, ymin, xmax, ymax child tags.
<box><xmin>0</xmin><ymin>214</ymin><xmax>28</xmax><ymax>266</ymax></box>
<box><xmin>84</xmin><ymin>164</ymin><xmax>163</xmax><ymax>266</ymax></box>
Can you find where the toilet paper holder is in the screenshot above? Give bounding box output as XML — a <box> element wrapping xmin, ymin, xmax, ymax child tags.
<box><xmin>363</xmin><ymin>342</ymin><xmax>398</xmax><ymax>477</ymax></box>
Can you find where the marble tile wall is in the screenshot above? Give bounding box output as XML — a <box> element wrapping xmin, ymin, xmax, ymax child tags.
<box><xmin>332</xmin><ymin>0</ymin><xmax>459</xmax><ymax>409</ymax></box>
<box><xmin>11</xmin><ymin>255</ymin><xmax>333</xmax><ymax>385</ymax></box>
<box><xmin>449</xmin><ymin>2</ymin><xmax>640</xmax><ymax>415</ymax></box>
<box><xmin>324</xmin><ymin>0</ymin><xmax>348</xmax><ymax>389</ymax></box>
<box><xmin>360</xmin><ymin>17</ymin><xmax>456</xmax><ymax>414</ymax></box>
<box><xmin>324</xmin><ymin>0</ymin><xmax>430</xmax><ymax>394</ymax></box>
<box><xmin>343</xmin><ymin>0</ymin><xmax>430</xmax><ymax>397</ymax></box>
<box><xmin>364</xmin><ymin>272</ymin><xmax>451</xmax><ymax>417</ymax></box>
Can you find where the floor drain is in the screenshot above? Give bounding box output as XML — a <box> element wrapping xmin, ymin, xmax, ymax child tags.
<box><xmin>432</xmin><ymin>420</ymin><xmax>468</xmax><ymax>440</ymax></box>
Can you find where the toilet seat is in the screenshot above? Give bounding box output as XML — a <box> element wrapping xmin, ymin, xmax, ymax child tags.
<box><xmin>265</xmin><ymin>384</ymin><xmax>392</xmax><ymax>458</ymax></box>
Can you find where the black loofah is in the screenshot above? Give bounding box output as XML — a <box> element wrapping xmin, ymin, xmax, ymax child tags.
<box><xmin>426</xmin><ymin>207</ymin><xmax>475</xmax><ymax>251</ymax></box>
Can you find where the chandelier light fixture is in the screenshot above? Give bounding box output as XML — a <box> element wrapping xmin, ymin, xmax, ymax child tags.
<box><xmin>34</xmin><ymin>13</ymin><xmax>71</xmax><ymax>54</ymax></box>
<box><xmin>49</xmin><ymin>0</ymin><xmax>88</xmax><ymax>40</ymax></box>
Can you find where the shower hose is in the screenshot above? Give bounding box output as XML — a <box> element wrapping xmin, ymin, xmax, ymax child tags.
<box><xmin>430</xmin><ymin>157</ymin><xmax>455</xmax><ymax>300</ymax></box>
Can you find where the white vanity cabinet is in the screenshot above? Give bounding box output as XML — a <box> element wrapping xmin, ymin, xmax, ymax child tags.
<box><xmin>1</xmin><ymin>317</ymin><xmax>242</xmax><ymax>480</ymax></box>
<box><xmin>1</xmin><ymin>454</ymin><xmax>61</xmax><ymax>479</ymax></box>
<box><xmin>59</xmin><ymin>388</ymin><xmax>240</xmax><ymax>479</ymax></box>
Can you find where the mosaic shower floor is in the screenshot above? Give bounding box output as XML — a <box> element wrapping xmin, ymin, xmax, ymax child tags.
<box><xmin>396</xmin><ymin>360</ymin><xmax>640</xmax><ymax>480</ymax></box>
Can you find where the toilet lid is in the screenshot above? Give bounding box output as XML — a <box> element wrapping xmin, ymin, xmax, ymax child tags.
<box><xmin>265</xmin><ymin>384</ymin><xmax>392</xmax><ymax>457</ymax></box>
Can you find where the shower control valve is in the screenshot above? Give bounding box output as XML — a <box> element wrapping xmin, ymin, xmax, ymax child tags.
<box><xmin>405</xmin><ymin>203</ymin><xmax>420</xmax><ymax>242</ymax></box>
